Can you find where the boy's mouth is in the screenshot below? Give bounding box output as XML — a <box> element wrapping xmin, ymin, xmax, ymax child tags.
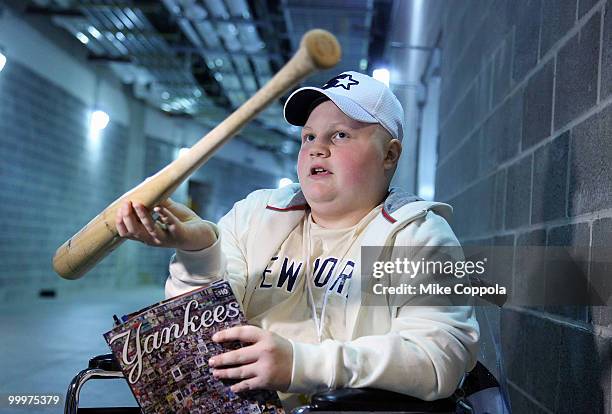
<box><xmin>310</xmin><ymin>167</ymin><xmax>332</xmax><ymax>176</ymax></box>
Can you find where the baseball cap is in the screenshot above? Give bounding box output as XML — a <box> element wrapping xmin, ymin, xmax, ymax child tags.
<box><xmin>283</xmin><ymin>71</ymin><xmax>404</xmax><ymax>141</ymax></box>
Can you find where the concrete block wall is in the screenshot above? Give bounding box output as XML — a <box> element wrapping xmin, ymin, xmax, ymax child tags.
<box><xmin>0</xmin><ymin>60</ymin><xmax>282</xmax><ymax>300</ymax></box>
<box><xmin>437</xmin><ymin>0</ymin><xmax>612</xmax><ymax>412</ymax></box>
<box><xmin>0</xmin><ymin>60</ymin><xmax>128</xmax><ymax>298</ymax></box>
<box><xmin>190</xmin><ymin>156</ymin><xmax>278</xmax><ymax>222</ymax></box>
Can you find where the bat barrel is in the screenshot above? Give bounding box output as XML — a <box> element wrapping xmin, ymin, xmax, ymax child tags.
<box><xmin>301</xmin><ymin>29</ymin><xmax>342</xmax><ymax>70</ymax></box>
<box><xmin>53</xmin><ymin>211</ymin><xmax>124</xmax><ymax>279</ymax></box>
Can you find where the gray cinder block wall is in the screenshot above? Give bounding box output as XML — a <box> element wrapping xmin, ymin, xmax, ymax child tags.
<box><xmin>190</xmin><ymin>156</ymin><xmax>279</xmax><ymax>222</ymax></box>
<box><xmin>0</xmin><ymin>61</ymin><xmax>129</xmax><ymax>298</ymax></box>
<box><xmin>437</xmin><ymin>0</ymin><xmax>611</xmax><ymax>412</ymax></box>
<box><xmin>0</xmin><ymin>60</ymin><xmax>279</xmax><ymax>299</ymax></box>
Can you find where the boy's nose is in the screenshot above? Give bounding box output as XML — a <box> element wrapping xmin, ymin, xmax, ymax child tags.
<box><xmin>309</xmin><ymin>143</ymin><xmax>330</xmax><ymax>157</ymax></box>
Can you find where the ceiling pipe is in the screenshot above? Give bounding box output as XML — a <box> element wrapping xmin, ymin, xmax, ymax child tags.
<box><xmin>386</xmin><ymin>0</ymin><xmax>443</xmax><ymax>193</ymax></box>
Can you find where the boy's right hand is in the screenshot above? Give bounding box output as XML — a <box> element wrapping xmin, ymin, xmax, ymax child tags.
<box><xmin>115</xmin><ymin>198</ymin><xmax>217</xmax><ymax>252</ymax></box>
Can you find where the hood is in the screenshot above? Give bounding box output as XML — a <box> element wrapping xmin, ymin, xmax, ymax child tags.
<box><xmin>265</xmin><ymin>184</ymin><xmax>452</xmax><ymax>223</ymax></box>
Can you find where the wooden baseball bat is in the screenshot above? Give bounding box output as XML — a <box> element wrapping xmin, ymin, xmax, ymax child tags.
<box><xmin>53</xmin><ymin>29</ymin><xmax>341</xmax><ymax>280</ymax></box>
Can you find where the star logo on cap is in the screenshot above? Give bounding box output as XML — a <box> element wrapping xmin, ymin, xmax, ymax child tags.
<box><xmin>322</xmin><ymin>74</ymin><xmax>359</xmax><ymax>90</ymax></box>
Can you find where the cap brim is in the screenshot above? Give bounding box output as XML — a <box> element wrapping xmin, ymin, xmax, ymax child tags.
<box><xmin>283</xmin><ymin>87</ymin><xmax>377</xmax><ymax>127</ymax></box>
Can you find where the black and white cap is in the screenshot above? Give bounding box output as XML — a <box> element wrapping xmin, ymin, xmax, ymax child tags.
<box><xmin>283</xmin><ymin>71</ymin><xmax>404</xmax><ymax>141</ymax></box>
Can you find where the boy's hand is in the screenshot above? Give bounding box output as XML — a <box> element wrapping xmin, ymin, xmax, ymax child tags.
<box><xmin>209</xmin><ymin>326</ymin><xmax>293</xmax><ymax>393</ymax></box>
<box><xmin>115</xmin><ymin>198</ymin><xmax>216</xmax><ymax>251</ymax></box>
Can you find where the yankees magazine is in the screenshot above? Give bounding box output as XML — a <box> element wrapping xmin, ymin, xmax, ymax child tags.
<box><xmin>103</xmin><ymin>281</ymin><xmax>285</xmax><ymax>414</ymax></box>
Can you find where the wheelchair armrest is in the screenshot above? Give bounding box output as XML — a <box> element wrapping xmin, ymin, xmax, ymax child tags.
<box><xmin>309</xmin><ymin>388</ymin><xmax>455</xmax><ymax>413</ymax></box>
<box><xmin>462</xmin><ymin>361</ymin><xmax>500</xmax><ymax>395</ymax></box>
<box><xmin>88</xmin><ymin>354</ymin><xmax>122</xmax><ymax>372</ymax></box>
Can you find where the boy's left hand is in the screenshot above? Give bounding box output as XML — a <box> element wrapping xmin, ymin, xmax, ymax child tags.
<box><xmin>209</xmin><ymin>326</ymin><xmax>293</xmax><ymax>393</ymax></box>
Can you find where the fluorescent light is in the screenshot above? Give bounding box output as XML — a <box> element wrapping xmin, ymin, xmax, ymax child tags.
<box><xmin>89</xmin><ymin>110</ymin><xmax>109</xmax><ymax>140</ymax></box>
<box><xmin>0</xmin><ymin>52</ymin><xmax>6</xmax><ymax>72</ymax></box>
<box><xmin>372</xmin><ymin>68</ymin><xmax>390</xmax><ymax>87</ymax></box>
<box><xmin>88</xmin><ymin>26</ymin><xmax>102</xmax><ymax>39</ymax></box>
<box><xmin>76</xmin><ymin>32</ymin><xmax>89</xmax><ymax>44</ymax></box>
<box><xmin>278</xmin><ymin>178</ymin><xmax>293</xmax><ymax>188</ymax></box>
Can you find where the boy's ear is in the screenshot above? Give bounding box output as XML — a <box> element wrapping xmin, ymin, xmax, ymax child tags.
<box><xmin>383</xmin><ymin>139</ymin><xmax>402</xmax><ymax>170</ymax></box>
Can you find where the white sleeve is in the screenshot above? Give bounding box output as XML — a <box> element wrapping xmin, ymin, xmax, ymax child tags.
<box><xmin>286</xmin><ymin>211</ymin><xmax>480</xmax><ymax>400</ymax></box>
<box><xmin>164</xmin><ymin>192</ymin><xmax>264</xmax><ymax>303</ymax></box>
<box><xmin>164</xmin><ymin>221</ymin><xmax>226</xmax><ymax>299</ymax></box>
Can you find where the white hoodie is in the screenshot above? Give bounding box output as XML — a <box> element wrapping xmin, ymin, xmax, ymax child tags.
<box><xmin>165</xmin><ymin>184</ymin><xmax>479</xmax><ymax>401</ymax></box>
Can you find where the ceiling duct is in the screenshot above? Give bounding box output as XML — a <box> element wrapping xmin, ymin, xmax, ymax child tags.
<box><xmin>21</xmin><ymin>0</ymin><xmax>392</xmax><ymax>157</ymax></box>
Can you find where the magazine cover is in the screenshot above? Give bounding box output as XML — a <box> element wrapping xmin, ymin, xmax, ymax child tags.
<box><xmin>103</xmin><ymin>281</ymin><xmax>285</xmax><ymax>414</ymax></box>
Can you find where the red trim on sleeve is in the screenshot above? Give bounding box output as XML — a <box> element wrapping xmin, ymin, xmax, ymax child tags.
<box><xmin>382</xmin><ymin>208</ymin><xmax>397</xmax><ymax>223</ymax></box>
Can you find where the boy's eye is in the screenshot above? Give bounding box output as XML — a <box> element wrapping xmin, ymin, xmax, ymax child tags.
<box><xmin>303</xmin><ymin>134</ymin><xmax>315</xmax><ymax>142</ymax></box>
<box><xmin>333</xmin><ymin>131</ymin><xmax>348</xmax><ymax>140</ymax></box>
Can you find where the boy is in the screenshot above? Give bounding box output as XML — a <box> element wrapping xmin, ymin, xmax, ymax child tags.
<box><xmin>116</xmin><ymin>71</ymin><xmax>479</xmax><ymax>409</ymax></box>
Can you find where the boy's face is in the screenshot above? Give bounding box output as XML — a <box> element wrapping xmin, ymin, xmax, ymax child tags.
<box><xmin>297</xmin><ymin>100</ymin><xmax>391</xmax><ymax>217</ymax></box>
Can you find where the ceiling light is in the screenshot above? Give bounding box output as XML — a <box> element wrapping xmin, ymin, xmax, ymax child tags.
<box><xmin>372</xmin><ymin>68</ymin><xmax>390</xmax><ymax>87</ymax></box>
<box><xmin>161</xmin><ymin>91</ymin><xmax>170</xmax><ymax>100</ymax></box>
<box><xmin>0</xmin><ymin>52</ymin><xmax>6</xmax><ymax>72</ymax></box>
<box><xmin>87</xmin><ymin>26</ymin><xmax>102</xmax><ymax>39</ymax></box>
<box><xmin>76</xmin><ymin>32</ymin><xmax>89</xmax><ymax>44</ymax></box>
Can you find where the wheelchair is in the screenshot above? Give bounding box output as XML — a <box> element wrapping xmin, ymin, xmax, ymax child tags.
<box><xmin>65</xmin><ymin>353</ymin><xmax>508</xmax><ymax>413</ymax></box>
<box><xmin>66</xmin><ymin>275</ymin><xmax>510</xmax><ymax>413</ymax></box>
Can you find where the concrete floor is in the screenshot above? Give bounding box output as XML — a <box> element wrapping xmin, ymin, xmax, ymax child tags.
<box><xmin>0</xmin><ymin>285</ymin><xmax>165</xmax><ymax>413</ymax></box>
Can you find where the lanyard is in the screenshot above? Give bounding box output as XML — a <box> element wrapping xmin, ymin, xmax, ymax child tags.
<box><xmin>302</xmin><ymin>212</ymin><xmax>360</xmax><ymax>343</ymax></box>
